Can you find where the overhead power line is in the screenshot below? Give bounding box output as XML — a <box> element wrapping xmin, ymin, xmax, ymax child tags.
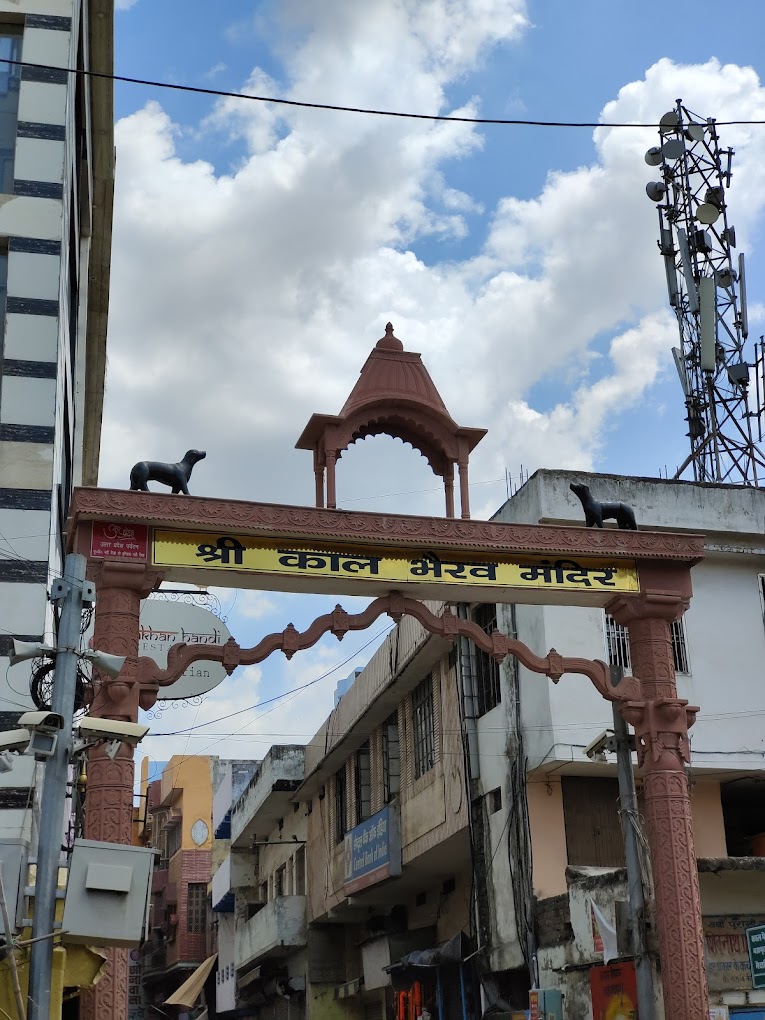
<box><xmin>7</xmin><ymin>59</ymin><xmax>765</xmax><ymax>128</ymax></box>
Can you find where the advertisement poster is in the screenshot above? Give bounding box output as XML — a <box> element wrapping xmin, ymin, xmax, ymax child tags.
<box><xmin>589</xmin><ymin>961</ymin><xmax>638</xmax><ymax>1020</ymax></box>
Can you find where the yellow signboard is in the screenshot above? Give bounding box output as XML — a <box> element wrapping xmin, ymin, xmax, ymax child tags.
<box><xmin>152</xmin><ymin>530</ymin><xmax>639</xmax><ymax>594</ymax></box>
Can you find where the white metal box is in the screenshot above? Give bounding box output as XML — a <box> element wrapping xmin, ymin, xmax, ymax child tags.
<box><xmin>62</xmin><ymin>839</ymin><xmax>156</xmax><ymax>947</ymax></box>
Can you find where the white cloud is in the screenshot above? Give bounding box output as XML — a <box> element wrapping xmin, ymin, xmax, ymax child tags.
<box><xmin>105</xmin><ymin>14</ymin><xmax>765</xmax><ymax>752</ymax></box>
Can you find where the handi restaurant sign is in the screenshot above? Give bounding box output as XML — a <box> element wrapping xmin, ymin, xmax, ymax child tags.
<box><xmin>152</xmin><ymin>530</ymin><xmax>639</xmax><ymax>594</ymax></box>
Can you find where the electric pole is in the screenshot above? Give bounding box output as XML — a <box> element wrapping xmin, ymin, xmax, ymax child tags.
<box><xmin>27</xmin><ymin>553</ymin><xmax>92</xmax><ymax>1020</ymax></box>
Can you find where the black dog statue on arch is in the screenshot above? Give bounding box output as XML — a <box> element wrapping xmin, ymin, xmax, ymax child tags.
<box><xmin>570</xmin><ymin>481</ymin><xmax>637</xmax><ymax>531</ymax></box>
<box><xmin>129</xmin><ymin>449</ymin><xmax>206</xmax><ymax>495</ymax></box>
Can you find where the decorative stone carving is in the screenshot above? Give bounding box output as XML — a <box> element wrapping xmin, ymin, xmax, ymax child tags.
<box><xmin>69</xmin><ymin>488</ymin><xmax>706</xmax><ymax>562</ymax></box>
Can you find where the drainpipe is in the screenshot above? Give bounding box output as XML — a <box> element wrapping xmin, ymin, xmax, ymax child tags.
<box><xmin>456</xmin><ymin>604</ymin><xmax>480</xmax><ymax>780</ymax></box>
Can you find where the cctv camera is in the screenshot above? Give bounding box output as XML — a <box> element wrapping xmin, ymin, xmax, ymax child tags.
<box><xmin>584</xmin><ymin>731</ymin><xmax>615</xmax><ymax>761</ymax></box>
<box><xmin>19</xmin><ymin>711</ymin><xmax>64</xmax><ymax>733</ymax></box>
<box><xmin>77</xmin><ymin>718</ymin><xmax>150</xmax><ymax>746</ymax></box>
<box><xmin>0</xmin><ymin>729</ymin><xmax>31</xmax><ymax>753</ymax></box>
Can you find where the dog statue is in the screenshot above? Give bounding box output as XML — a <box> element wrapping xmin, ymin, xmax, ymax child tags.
<box><xmin>570</xmin><ymin>482</ymin><xmax>637</xmax><ymax>530</ymax></box>
<box><xmin>129</xmin><ymin>449</ymin><xmax>206</xmax><ymax>494</ymax></box>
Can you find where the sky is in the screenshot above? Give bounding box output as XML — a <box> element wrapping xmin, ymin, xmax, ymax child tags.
<box><xmin>97</xmin><ymin>0</ymin><xmax>765</xmax><ymax>778</ymax></box>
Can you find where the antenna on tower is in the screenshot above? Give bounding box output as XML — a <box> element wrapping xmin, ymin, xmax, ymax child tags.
<box><xmin>645</xmin><ymin>99</ymin><xmax>765</xmax><ymax>485</ymax></box>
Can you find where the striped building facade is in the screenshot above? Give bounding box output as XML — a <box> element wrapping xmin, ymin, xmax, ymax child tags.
<box><xmin>0</xmin><ymin>0</ymin><xmax>113</xmax><ymax>818</ymax></box>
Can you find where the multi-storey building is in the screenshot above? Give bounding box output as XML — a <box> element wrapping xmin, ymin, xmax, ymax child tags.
<box><xmin>139</xmin><ymin>754</ymin><xmax>216</xmax><ymax>1011</ymax></box>
<box><xmin>211</xmin><ymin>607</ymin><xmax>485</xmax><ymax>1020</ymax></box>
<box><xmin>0</xmin><ymin>0</ymin><xmax>113</xmax><ymax>747</ymax></box>
<box><xmin>478</xmin><ymin>469</ymin><xmax>765</xmax><ymax>1017</ymax></box>
<box><xmin>210</xmin><ymin>756</ymin><xmax>260</xmax><ymax>1017</ymax></box>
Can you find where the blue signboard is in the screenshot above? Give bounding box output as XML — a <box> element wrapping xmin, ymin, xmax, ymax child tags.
<box><xmin>343</xmin><ymin>804</ymin><xmax>401</xmax><ymax>893</ymax></box>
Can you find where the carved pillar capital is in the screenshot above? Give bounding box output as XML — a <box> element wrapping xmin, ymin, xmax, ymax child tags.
<box><xmin>607</xmin><ymin>588</ymin><xmax>689</xmax><ymax>626</ymax></box>
<box><xmin>620</xmin><ymin>697</ymin><xmax>698</xmax><ymax>771</ymax></box>
<box><xmin>88</xmin><ymin>561</ymin><xmax>164</xmax><ymax>598</ymax></box>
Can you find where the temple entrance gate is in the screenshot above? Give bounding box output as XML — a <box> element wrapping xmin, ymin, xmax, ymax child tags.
<box><xmin>70</xmin><ymin>488</ymin><xmax>706</xmax><ymax>1020</ymax></box>
<box><xmin>73</xmin><ymin>325</ymin><xmax>708</xmax><ymax>1019</ymax></box>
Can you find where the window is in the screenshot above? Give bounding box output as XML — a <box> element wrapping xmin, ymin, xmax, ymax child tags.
<box><xmin>562</xmin><ymin>777</ymin><xmax>625</xmax><ymax>868</ymax></box>
<box><xmin>605</xmin><ymin>613</ymin><xmax>690</xmax><ymax>675</ymax></box>
<box><xmin>472</xmin><ymin>604</ymin><xmax>501</xmax><ymax>715</ymax></box>
<box><xmin>186</xmin><ymin>883</ymin><xmax>207</xmax><ymax>933</ymax></box>
<box><xmin>355</xmin><ymin>741</ymin><xmax>371</xmax><ymax>824</ymax></box>
<box><xmin>0</xmin><ymin>27</ymin><xmax>21</xmax><ymax>193</ymax></box>
<box><xmin>335</xmin><ymin>765</ymin><xmax>347</xmax><ymax>844</ymax></box>
<box><xmin>382</xmin><ymin>712</ymin><xmax>400</xmax><ymax>803</ymax></box>
<box><xmin>165</xmin><ymin>822</ymin><xmax>181</xmax><ymax>860</ymax></box>
<box><xmin>412</xmin><ymin>675</ymin><xmax>435</xmax><ymax>780</ymax></box>
<box><xmin>489</xmin><ymin>788</ymin><xmax>502</xmax><ymax>814</ymax></box>
<box><xmin>275</xmin><ymin>864</ymin><xmax>286</xmax><ymax>897</ymax></box>
<box><xmin>294</xmin><ymin>846</ymin><xmax>306</xmax><ymax>895</ymax></box>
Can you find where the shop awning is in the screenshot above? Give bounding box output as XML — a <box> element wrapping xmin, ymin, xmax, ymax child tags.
<box><xmin>386</xmin><ymin>932</ymin><xmax>473</xmax><ymax>971</ymax></box>
<box><xmin>164</xmin><ymin>954</ymin><xmax>217</xmax><ymax>1008</ymax></box>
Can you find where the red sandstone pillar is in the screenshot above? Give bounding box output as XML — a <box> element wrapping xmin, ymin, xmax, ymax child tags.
<box><xmin>314</xmin><ymin>466</ymin><xmax>325</xmax><ymax>508</ymax></box>
<box><xmin>444</xmin><ymin>462</ymin><xmax>455</xmax><ymax>518</ymax></box>
<box><xmin>80</xmin><ymin>564</ymin><xmax>160</xmax><ymax>1020</ymax></box>
<box><xmin>458</xmin><ymin>459</ymin><xmax>470</xmax><ymax>519</ymax></box>
<box><xmin>326</xmin><ymin>451</ymin><xmax>337</xmax><ymax>509</ymax></box>
<box><xmin>609</xmin><ymin>591</ymin><xmax>708</xmax><ymax>1020</ymax></box>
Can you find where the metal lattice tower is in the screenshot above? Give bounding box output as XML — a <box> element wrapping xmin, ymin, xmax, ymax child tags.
<box><xmin>646</xmin><ymin>99</ymin><xmax>765</xmax><ymax>485</ymax></box>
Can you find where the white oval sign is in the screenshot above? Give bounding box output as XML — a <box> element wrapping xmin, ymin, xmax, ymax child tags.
<box><xmin>139</xmin><ymin>599</ymin><xmax>231</xmax><ymax>700</ymax></box>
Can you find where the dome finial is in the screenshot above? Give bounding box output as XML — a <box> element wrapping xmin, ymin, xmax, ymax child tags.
<box><xmin>376</xmin><ymin>321</ymin><xmax>403</xmax><ymax>351</ymax></box>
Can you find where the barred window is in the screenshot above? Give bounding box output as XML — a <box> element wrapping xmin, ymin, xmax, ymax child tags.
<box><xmin>335</xmin><ymin>765</ymin><xmax>347</xmax><ymax>843</ymax></box>
<box><xmin>355</xmin><ymin>741</ymin><xmax>371</xmax><ymax>824</ymax></box>
<box><xmin>186</xmin><ymin>883</ymin><xmax>207</xmax><ymax>933</ymax></box>
<box><xmin>412</xmin><ymin>675</ymin><xmax>435</xmax><ymax>780</ymax></box>
<box><xmin>382</xmin><ymin>712</ymin><xmax>400</xmax><ymax>803</ymax></box>
<box><xmin>472</xmin><ymin>603</ymin><xmax>501</xmax><ymax>715</ymax></box>
<box><xmin>605</xmin><ymin>614</ymin><xmax>690</xmax><ymax>675</ymax></box>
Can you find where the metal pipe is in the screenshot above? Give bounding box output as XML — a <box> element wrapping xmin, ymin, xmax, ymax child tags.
<box><xmin>456</xmin><ymin>604</ymin><xmax>480</xmax><ymax>780</ymax></box>
<box><xmin>612</xmin><ymin>698</ymin><xmax>656</xmax><ymax>1020</ymax></box>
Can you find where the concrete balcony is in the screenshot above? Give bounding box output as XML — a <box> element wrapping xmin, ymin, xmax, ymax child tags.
<box><xmin>212</xmin><ymin>853</ymin><xmax>234</xmax><ymax>913</ymax></box>
<box><xmin>235</xmin><ymin>896</ymin><xmax>307</xmax><ymax>971</ymax></box>
<box><xmin>211</xmin><ymin>848</ymin><xmax>258</xmax><ymax>914</ymax></box>
<box><xmin>231</xmin><ymin>746</ymin><xmax>305</xmax><ymax>849</ymax></box>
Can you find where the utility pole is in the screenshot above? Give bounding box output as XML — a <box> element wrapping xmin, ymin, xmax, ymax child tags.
<box><xmin>611</xmin><ymin>688</ymin><xmax>656</xmax><ymax>1020</ymax></box>
<box><xmin>27</xmin><ymin>553</ymin><xmax>91</xmax><ymax>1020</ymax></box>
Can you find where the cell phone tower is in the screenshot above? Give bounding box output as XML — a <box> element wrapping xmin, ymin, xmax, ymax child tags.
<box><xmin>645</xmin><ymin>99</ymin><xmax>765</xmax><ymax>485</ymax></box>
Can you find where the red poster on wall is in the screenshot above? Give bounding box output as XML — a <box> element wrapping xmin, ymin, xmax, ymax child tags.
<box><xmin>589</xmin><ymin>961</ymin><xmax>638</xmax><ymax>1019</ymax></box>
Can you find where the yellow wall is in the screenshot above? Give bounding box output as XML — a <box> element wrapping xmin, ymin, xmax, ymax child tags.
<box><xmin>527</xmin><ymin>776</ymin><xmax>568</xmax><ymax>898</ymax></box>
<box><xmin>160</xmin><ymin>755</ymin><xmax>214</xmax><ymax>851</ymax></box>
<box><xmin>691</xmin><ymin>781</ymin><xmax>727</xmax><ymax>857</ymax></box>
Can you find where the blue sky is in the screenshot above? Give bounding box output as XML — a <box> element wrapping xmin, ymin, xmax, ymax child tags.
<box><xmin>101</xmin><ymin>0</ymin><xmax>765</xmax><ymax>764</ymax></box>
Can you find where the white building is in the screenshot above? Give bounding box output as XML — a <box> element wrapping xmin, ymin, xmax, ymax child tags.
<box><xmin>0</xmin><ymin>0</ymin><xmax>113</xmax><ymax>837</ymax></box>
<box><xmin>476</xmin><ymin>469</ymin><xmax>765</xmax><ymax>1016</ymax></box>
